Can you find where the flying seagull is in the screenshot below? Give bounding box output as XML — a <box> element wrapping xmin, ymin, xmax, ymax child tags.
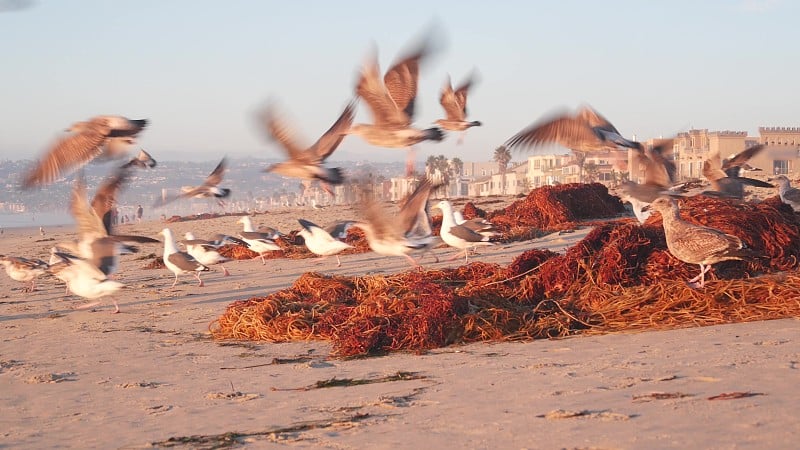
<box><xmin>615</xmin><ymin>139</ymin><xmax>682</xmax><ymax>223</ymax></box>
<box><xmin>154</xmin><ymin>157</ymin><xmax>230</xmax><ymax>208</ymax></box>
<box><xmin>435</xmin><ymin>72</ymin><xmax>482</xmax><ymax>144</ymax></box>
<box><xmin>702</xmin><ymin>145</ymin><xmax>772</xmax><ymax>199</ymax></box>
<box><xmin>504</xmin><ymin>105</ymin><xmax>641</xmax><ymax>154</ymax></box>
<box><xmin>345</xmin><ymin>39</ymin><xmax>445</xmax><ymax>175</ymax></box>
<box><xmin>23</xmin><ymin>115</ymin><xmax>148</xmax><ymax>188</ymax></box>
<box><xmin>351</xmin><ymin>179</ymin><xmax>437</xmax><ymax>267</ymax></box>
<box><xmin>260</xmin><ymin>100</ymin><xmax>355</xmax><ymax>196</ymax></box>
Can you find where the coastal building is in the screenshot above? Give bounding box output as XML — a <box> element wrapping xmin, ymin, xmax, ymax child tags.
<box><xmin>673</xmin><ymin>128</ymin><xmax>800</xmax><ymax>180</ymax></box>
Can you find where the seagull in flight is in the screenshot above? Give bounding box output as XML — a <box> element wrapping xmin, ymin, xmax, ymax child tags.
<box><xmin>23</xmin><ymin>115</ymin><xmax>148</xmax><ymax>188</ymax></box>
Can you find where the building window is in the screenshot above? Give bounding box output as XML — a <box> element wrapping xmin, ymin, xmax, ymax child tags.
<box><xmin>534</xmin><ymin>160</ymin><xmax>540</xmax><ymax>170</ymax></box>
<box><xmin>774</xmin><ymin>160</ymin><xmax>790</xmax><ymax>175</ymax></box>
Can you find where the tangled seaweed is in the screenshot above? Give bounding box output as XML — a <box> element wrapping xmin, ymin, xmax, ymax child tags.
<box><xmin>211</xmin><ymin>194</ymin><xmax>800</xmax><ymax>357</ymax></box>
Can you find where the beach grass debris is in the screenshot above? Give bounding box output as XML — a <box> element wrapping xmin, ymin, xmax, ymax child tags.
<box><xmin>632</xmin><ymin>392</ymin><xmax>694</xmax><ymax>402</ymax></box>
<box><xmin>707</xmin><ymin>391</ymin><xmax>765</xmax><ymax>401</ymax></box>
<box><xmin>149</xmin><ymin>413</ymin><xmax>371</xmax><ymax>449</ymax></box>
<box><xmin>271</xmin><ymin>371</ymin><xmax>426</xmax><ymax>392</ymax></box>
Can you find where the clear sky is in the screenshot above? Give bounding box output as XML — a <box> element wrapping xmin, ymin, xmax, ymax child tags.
<box><xmin>1</xmin><ymin>0</ymin><xmax>798</xmax><ymax>163</ymax></box>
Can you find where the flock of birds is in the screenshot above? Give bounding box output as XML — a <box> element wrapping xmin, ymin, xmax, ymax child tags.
<box><xmin>2</xmin><ymin>32</ymin><xmax>800</xmax><ymax>312</ymax></box>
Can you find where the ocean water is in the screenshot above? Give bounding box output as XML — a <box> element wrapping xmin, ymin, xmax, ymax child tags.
<box><xmin>0</xmin><ymin>212</ymin><xmax>75</xmax><ymax>229</ymax></box>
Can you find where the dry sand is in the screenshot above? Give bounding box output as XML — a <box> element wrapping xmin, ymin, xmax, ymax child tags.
<box><xmin>1</xmin><ymin>202</ymin><xmax>799</xmax><ymax>449</ymax></box>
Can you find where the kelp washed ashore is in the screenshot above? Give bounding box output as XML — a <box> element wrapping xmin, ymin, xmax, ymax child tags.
<box><xmin>210</xmin><ymin>192</ymin><xmax>800</xmax><ymax>356</ymax></box>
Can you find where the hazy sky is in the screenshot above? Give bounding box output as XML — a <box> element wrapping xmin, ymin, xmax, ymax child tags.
<box><xmin>1</xmin><ymin>0</ymin><xmax>798</xmax><ymax>163</ymax></box>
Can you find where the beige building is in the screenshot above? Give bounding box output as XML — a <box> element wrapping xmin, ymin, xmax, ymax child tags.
<box><xmin>467</xmin><ymin>162</ymin><xmax>529</xmax><ymax>197</ymax></box>
<box><xmin>673</xmin><ymin>127</ymin><xmax>800</xmax><ymax>180</ymax></box>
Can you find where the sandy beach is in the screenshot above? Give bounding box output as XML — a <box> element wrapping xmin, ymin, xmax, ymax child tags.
<box><xmin>1</xmin><ymin>204</ymin><xmax>799</xmax><ymax>449</ymax></box>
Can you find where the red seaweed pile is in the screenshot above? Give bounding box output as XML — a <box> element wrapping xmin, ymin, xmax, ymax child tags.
<box><xmin>211</xmin><ymin>195</ymin><xmax>800</xmax><ymax>356</ymax></box>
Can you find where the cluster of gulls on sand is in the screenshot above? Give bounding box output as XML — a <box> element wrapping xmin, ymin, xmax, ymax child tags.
<box><xmin>2</xmin><ymin>32</ymin><xmax>799</xmax><ymax>314</ymax></box>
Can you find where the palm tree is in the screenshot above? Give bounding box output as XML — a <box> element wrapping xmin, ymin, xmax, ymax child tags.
<box><xmin>573</xmin><ymin>152</ymin><xmax>587</xmax><ymax>183</ymax></box>
<box><xmin>450</xmin><ymin>157</ymin><xmax>464</xmax><ymax>177</ymax></box>
<box><xmin>493</xmin><ymin>145</ymin><xmax>512</xmax><ymax>194</ymax></box>
<box><xmin>583</xmin><ymin>162</ymin><xmax>599</xmax><ymax>183</ymax></box>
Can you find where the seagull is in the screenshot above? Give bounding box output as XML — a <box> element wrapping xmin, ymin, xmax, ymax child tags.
<box><xmin>154</xmin><ymin>157</ymin><xmax>230</xmax><ymax>208</ymax></box>
<box><xmin>504</xmin><ymin>105</ymin><xmax>642</xmax><ymax>154</ymax></box>
<box><xmin>435</xmin><ymin>72</ymin><xmax>482</xmax><ymax>144</ymax></box>
<box><xmin>260</xmin><ymin>100</ymin><xmax>355</xmax><ymax>196</ymax></box>
<box><xmin>47</xmin><ymin>251</ymin><xmax>126</xmax><ymax>313</ymax></box>
<box><xmin>768</xmin><ymin>175</ymin><xmax>800</xmax><ymax>211</ymax></box>
<box><xmin>702</xmin><ymin>145</ymin><xmax>773</xmax><ymax>199</ymax></box>
<box><xmin>236</xmin><ymin>216</ymin><xmax>282</xmax><ymax>264</ymax></box>
<box><xmin>159</xmin><ymin>228</ymin><xmax>210</xmax><ymax>287</ymax></box>
<box><xmin>643</xmin><ymin>197</ymin><xmax>758</xmax><ymax>288</ymax></box>
<box><xmin>345</xmin><ymin>40</ymin><xmax>445</xmax><ymax>175</ymax></box>
<box><xmin>324</xmin><ymin>220</ymin><xmax>356</xmax><ymax>241</ymax></box>
<box><xmin>396</xmin><ymin>177</ymin><xmax>442</xmax><ymax>263</ymax></box>
<box><xmin>297</xmin><ymin>219</ymin><xmax>353</xmax><ymax>267</ymax></box>
<box><xmin>23</xmin><ymin>115</ymin><xmax>148</xmax><ymax>188</ymax></box>
<box><xmin>0</xmin><ymin>255</ymin><xmax>48</xmax><ymax>292</ymax></box>
<box><xmin>614</xmin><ymin>139</ymin><xmax>681</xmax><ymax>223</ymax></box>
<box><xmin>120</xmin><ymin>148</ymin><xmax>157</xmax><ymax>169</ymax></box>
<box><xmin>39</xmin><ymin>226</ymin><xmax>45</xmax><ymax>236</ymax></box>
<box><xmin>350</xmin><ymin>182</ymin><xmax>433</xmax><ymax>268</ymax></box>
<box><xmin>180</xmin><ymin>232</ymin><xmax>233</xmax><ymax>276</ymax></box>
<box><xmin>433</xmin><ymin>200</ymin><xmax>494</xmax><ymax>263</ymax></box>
<box><xmin>56</xmin><ymin>169</ymin><xmax>159</xmax><ymax>268</ymax></box>
<box><xmin>452</xmin><ymin>211</ymin><xmax>498</xmax><ymax>238</ymax></box>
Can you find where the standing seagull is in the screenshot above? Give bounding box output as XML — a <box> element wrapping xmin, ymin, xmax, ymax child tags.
<box><xmin>643</xmin><ymin>197</ymin><xmax>757</xmax><ymax>288</ymax></box>
<box><xmin>180</xmin><ymin>231</ymin><xmax>233</xmax><ymax>276</ymax></box>
<box><xmin>154</xmin><ymin>158</ymin><xmax>231</xmax><ymax>208</ymax></box>
<box><xmin>261</xmin><ymin>100</ymin><xmax>355</xmax><ymax>196</ymax></box>
<box><xmin>297</xmin><ymin>219</ymin><xmax>353</xmax><ymax>267</ymax></box>
<box><xmin>236</xmin><ymin>216</ymin><xmax>282</xmax><ymax>264</ymax></box>
<box><xmin>768</xmin><ymin>175</ymin><xmax>800</xmax><ymax>211</ymax></box>
<box><xmin>702</xmin><ymin>145</ymin><xmax>772</xmax><ymax>199</ymax></box>
<box><xmin>23</xmin><ymin>115</ymin><xmax>148</xmax><ymax>188</ymax></box>
<box><xmin>0</xmin><ymin>255</ymin><xmax>49</xmax><ymax>292</ymax></box>
<box><xmin>159</xmin><ymin>228</ymin><xmax>210</xmax><ymax>287</ymax></box>
<box><xmin>435</xmin><ymin>72</ymin><xmax>482</xmax><ymax>144</ymax></box>
<box><xmin>433</xmin><ymin>200</ymin><xmax>493</xmax><ymax>263</ymax></box>
<box><xmin>345</xmin><ymin>39</ymin><xmax>444</xmax><ymax>175</ymax></box>
<box><xmin>504</xmin><ymin>105</ymin><xmax>641</xmax><ymax>154</ymax></box>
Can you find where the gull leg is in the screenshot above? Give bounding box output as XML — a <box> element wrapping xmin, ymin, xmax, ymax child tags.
<box><xmin>112</xmin><ymin>299</ymin><xmax>120</xmax><ymax>314</ymax></box>
<box><xmin>405</xmin><ymin>147</ymin><xmax>417</xmax><ymax>176</ymax></box>
<box><xmin>171</xmin><ymin>273</ymin><xmax>179</xmax><ymax>288</ymax></box>
<box><xmin>260</xmin><ymin>252</ymin><xmax>266</xmax><ymax>265</ymax></box>
<box><xmin>687</xmin><ymin>264</ymin><xmax>710</xmax><ymax>289</ymax></box>
<box><xmin>75</xmin><ymin>301</ymin><xmax>101</xmax><ymax>311</ymax></box>
<box><xmin>336</xmin><ymin>255</ymin><xmax>342</xmax><ymax>267</ymax></box>
<box><xmin>464</xmin><ymin>249</ymin><xmax>470</xmax><ymax>263</ymax></box>
<box><xmin>221</xmin><ymin>265</ymin><xmax>230</xmax><ymax>276</ymax></box>
<box><xmin>404</xmin><ymin>254</ymin><xmax>420</xmax><ymax>268</ymax></box>
<box><xmin>195</xmin><ymin>272</ymin><xmax>204</xmax><ymax>287</ymax></box>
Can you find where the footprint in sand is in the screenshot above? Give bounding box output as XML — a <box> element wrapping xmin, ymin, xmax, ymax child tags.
<box><xmin>116</xmin><ymin>381</ymin><xmax>164</xmax><ymax>389</ymax></box>
<box><xmin>206</xmin><ymin>391</ymin><xmax>260</xmax><ymax>402</ymax></box>
<box><xmin>0</xmin><ymin>359</ymin><xmax>24</xmax><ymax>374</ymax></box>
<box><xmin>25</xmin><ymin>372</ymin><xmax>77</xmax><ymax>384</ymax></box>
<box><xmin>538</xmin><ymin>409</ymin><xmax>636</xmax><ymax>421</ymax></box>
